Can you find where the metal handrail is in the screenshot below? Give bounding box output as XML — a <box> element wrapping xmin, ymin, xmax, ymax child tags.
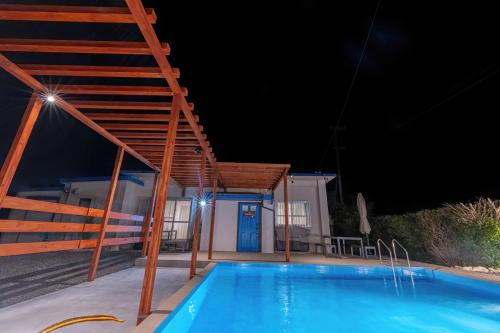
<box><xmin>392</xmin><ymin>239</ymin><xmax>414</xmax><ymax>283</ymax></box>
<box><xmin>377</xmin><ymin>239</ymin><xmax>398</xmax><ymax>287</ymax></box>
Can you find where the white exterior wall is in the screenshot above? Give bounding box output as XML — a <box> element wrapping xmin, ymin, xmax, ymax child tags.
<box><xmin>198</xmin><ymin>195</ymin><xmax>275</xmax><ymax>253</ymax></box>
<box><xmin>274</xmin><ymin>175</ymin><xmax>333</xmax><ymax>250</ymax></box>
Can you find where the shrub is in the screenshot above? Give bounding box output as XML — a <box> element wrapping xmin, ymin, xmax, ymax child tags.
<box><xmin>372</xmin><ymin>198</ymin><xmax>500</xmax><ymax>268</ymax></box>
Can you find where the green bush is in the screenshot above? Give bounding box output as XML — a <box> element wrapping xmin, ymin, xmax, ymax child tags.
<box><xmin>371</xmin><ymin>198</ymin><xmax>500</xmax><ymax>268</ymax></box>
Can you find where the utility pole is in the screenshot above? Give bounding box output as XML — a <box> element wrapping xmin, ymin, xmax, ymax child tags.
<box><xmin>333</xmin><ymin>127</ymin><xmax>346</xmax><ymax>205</ymax></box>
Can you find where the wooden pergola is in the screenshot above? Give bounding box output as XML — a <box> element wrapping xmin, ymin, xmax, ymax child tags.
<box><xmin>206</xmin><ymin>162</ymin><xmax>291</xmax><ymax>261</ymax></box>
<box><xmin>0</xmin><ymin>2</ymin><xmax>291</xmax><ymax>323</ymax></box>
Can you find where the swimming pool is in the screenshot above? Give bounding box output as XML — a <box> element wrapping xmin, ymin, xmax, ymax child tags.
<box><xmin>155</xmin><ymin>262</ymin><xmax>500</xmax><ymax>333</ymax></box>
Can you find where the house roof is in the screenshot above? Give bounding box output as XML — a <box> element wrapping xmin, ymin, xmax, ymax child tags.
<box><xmin>289</xmin><ymin>173</ymin><xmax>336</xmax><ymax>183</ymax></box>
<box><xmin>217</xmin><ymin>162</ymin><xmax>290</xmax><ymax>190</ymax></box>
<box><xmin>60</xmin><ymin>174</ymin><xmax>145</xmax><ymax>187</ymax></box>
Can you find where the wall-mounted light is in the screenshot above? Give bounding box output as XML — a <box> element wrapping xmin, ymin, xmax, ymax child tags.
<box><xmin>200</xmin><ymin>200</ymin><xmax>207</xmax><ymax>208</ymax></box>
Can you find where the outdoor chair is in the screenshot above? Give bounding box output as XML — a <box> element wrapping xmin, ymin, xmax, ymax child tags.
<box><xmin>350</xmin><ymin>241</ymin><xmax>376</xmax><ymax>259</ymax></box>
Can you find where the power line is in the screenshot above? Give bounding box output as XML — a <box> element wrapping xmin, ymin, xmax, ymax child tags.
<box><xmin>391</xmin><ymin>67</ymin><xmax>500</xmax><ymax>131</ymax></box>
<box><xmin>318</xmin><ymin>0</ymin><xmax>381</xmax><ymax>171</ymax></box>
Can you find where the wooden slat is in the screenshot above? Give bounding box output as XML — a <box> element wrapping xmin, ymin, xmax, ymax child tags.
<box><xmin>0</xmin><ymin>240</ymin><xmax>81</xmax><ymax>256</ymax></box>
<box><xmin>2</xmin><ymin>196</ymin><xmax>88</xmax><ymax>216</ymax></box>
<box><xmin>21</xmin><ymin>64</ymin><xmax>180</xmax><ymax>79</ymax></box>
<box><xmin>131</xmin><ymin>146</ymin><xmax>197</xmax><ymax>152</ymax></box>
<box><xmin>0</xmin><ymin>5</ymin><xmax>157</xmax><ymax>24</ymax></box>
<box><xmin>0</xmin><ymin>220</ymin><xmax>142</xmax><ymax>233</ymax></box>
<box><xmin>121</xmin><ymin>139</ymin><xmax>201</xmax><ymax>146</ymax></box>
<box><xmin>0</xmin><ymin>236</ymin><xmax>144</xmax><ymax>256</ymax></box>
<box><xmin>51</xmin><ymin>85</ymin><xmax>188</xmax><ymax>96</ymax></box>
<box><xmin>100</xmin><ymin>124</ymin><xmax>195</xmax><ymax>131</ymax></box>
<box><xmin>111</xmin><ymin>132</ymin><xmax>204</xmax><ymax>140</ymax></box>
<box><xmin>80</xmin><ymin>237</ymin><xmax>144</xmax><ymax>248</ymax></box>
<box><xmin>0</xmin><ymin>39</ymin><xmax>170</xmax><ymax>55</ymax></box>
<box><xmin>0</xmin><ymin>220</ymin><xmax>84</xmax><ymax>233</ymax></box>
<box><xmin>0</xmin><ymin>94</ymin><xmax>43</xmax><ymax>206</ymax></box>
<box><xmin>2</xmin><ymin>196</ymin><xmax>143</xmax><ymax>222</ymax></box>
<box><xmin>85</xmin><ymin>113</ymin><xmax>198</xmax><ymax>122</ymax></box>
<box><xmin>84</xmin><ymin>224</ymin><xmax>143</xmax><ymax>233</ymax></box>
<box><xmin>72</xmin><ymin>101</ymin><xmax>173</xmax><ymax>110</ymax></box>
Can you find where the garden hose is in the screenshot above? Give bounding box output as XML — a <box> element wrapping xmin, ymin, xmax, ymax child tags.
<box><xmin>38</xmin><ymin>315</ymin><xmax>124</xmax><ymax>333</ymax></box>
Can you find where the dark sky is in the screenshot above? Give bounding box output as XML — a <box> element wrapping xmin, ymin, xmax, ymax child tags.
<box><xmin>1</xmin><ymin>1</ymin><xmax>499</xmax><ymax>214</ymax></box>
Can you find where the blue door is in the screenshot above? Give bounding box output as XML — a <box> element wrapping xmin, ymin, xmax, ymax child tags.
<box><xmin>237</xmin><ymin>202</ymin><xmax>261</xmax><ymax>252</ymax></box>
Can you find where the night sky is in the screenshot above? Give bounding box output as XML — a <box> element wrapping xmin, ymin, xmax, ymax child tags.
<box><xmin>0</xmin><ymin>1</ymin><xmax>499</xmax><ymax>214</ymax></box>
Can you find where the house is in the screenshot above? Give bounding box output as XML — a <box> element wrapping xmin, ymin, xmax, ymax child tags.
<box><xmin>3</xmin><ymin>169</ymin><xmax>335</xmax><ymax>254</ymax></box>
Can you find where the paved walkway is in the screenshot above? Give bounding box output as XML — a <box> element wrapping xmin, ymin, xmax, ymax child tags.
<box><xmin>0</xmin><ymin>267</ymin><xmax>189</xmax><ymax>333</ymax></box>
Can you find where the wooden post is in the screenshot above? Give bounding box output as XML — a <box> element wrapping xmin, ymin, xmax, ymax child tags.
<box><xmin>283</xmin><ymin>170</ymin><xmax>290</xmax><ymax>262</ymax></box>
<box><xmin>189</xmin><ymin>154</ymin><xmax>206</xmax><ymax>279</ymax></box>
<box><xmin>141</xmin><ymin>172</ymin><xmax>159</xmax><ymax>257</ymax></box>
<box><xmin>0</xmin><ymin>93</ymin><xmax>43</xmax><ymax>207</ymax></box>
<box><xmin>87</xmin><ymin>146</ymin><xmax>125</xmax><ymax>281</ymax></box>
<box><xmin>207</xmin><ymin>174</ymin><xmax>218</xmax><ymax>260</ymax></box>
<box><xmin>137</xmin><ymin>94</ymin><xmax>181</xmax><ymax>322</ymax></box>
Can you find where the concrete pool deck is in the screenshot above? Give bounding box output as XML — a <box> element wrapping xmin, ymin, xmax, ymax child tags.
<box><xmin>0</xmin><ymin>267</ymin><xmax>189</xmax><ymax>333</ymax></box>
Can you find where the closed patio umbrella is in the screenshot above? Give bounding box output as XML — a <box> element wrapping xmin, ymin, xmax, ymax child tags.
<box><xmin>357</xmin><ymin>193</ymin><xmax>371</xmax><ymax>245</ymax></box>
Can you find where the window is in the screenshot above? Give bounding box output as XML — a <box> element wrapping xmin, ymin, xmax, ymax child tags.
<box><xmin>163</xmin><ymin>200</ymin><xmax>192</xmax><ymax>240</ymax></box>
<box><xmin>276</xmin><ymin>201</ymin><xmax>311</xmax><ymax>227</ymax></box>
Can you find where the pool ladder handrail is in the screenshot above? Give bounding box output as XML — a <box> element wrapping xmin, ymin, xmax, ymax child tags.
<box><xmin>392</xmin><ymin>239</ymin><xmax>414</xmax><ymax>283</ymax></box>
<box><xmin>377</xmin><ymin>239</ymin><xmax>398</xmax><ymax>287</ymax></box>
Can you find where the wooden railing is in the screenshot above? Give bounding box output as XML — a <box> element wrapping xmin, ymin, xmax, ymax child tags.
<box><xmin>0</xmin><ymin>196</ymin><xmax>147</xmax><ymax>256</ymax></box>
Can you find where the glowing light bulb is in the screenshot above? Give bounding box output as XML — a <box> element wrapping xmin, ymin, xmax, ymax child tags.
<box><xmin>46</xmin><ymin>94</ymin><xmax>56</xmax><ymax>103</ymax></box>
<box><xmin>200</xmin><ymin>200</ymin><xmax>207</xmax><ymax>207</ymax></box>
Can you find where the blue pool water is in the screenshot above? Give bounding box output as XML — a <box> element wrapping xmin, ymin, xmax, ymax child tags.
<box><xmin>155</xmin><ymin>263</ymin><xmax>500</xmax><ymax>333</ymax></box>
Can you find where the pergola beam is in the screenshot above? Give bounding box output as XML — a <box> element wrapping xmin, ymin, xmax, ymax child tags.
<box><xmin>141</xmin><ymin>172</ymin><xmax>159</xmax><ymax>257</ymax></box>
<box><xmin>112</xmin><ymin>132</ymin><xmax>205</xmax><ymax>140</ymax></box>
<box><xmin>0</xmin><ymin>5</ymin><xmax>158</xmax><ymax>24</ymax></box>
<box><xmin>0</xmin><ymin>94</ymin><xmax>43</xmax><ymax>206</ymax></box>
<box><xmin>87</xmin><ymin>146</ymin><xmax>125</xmax><ymax>281</ymax></box>
<box><xmin>71</xmin><ymin>101</ymin><xmax>179</xmax><ymax>110</ymax></box>
<box><xmin>137</xmin><ymin>94</ymin><xmax>182</xmax><ymax>321</ymax></box>
<box><xmin>20</xmin><ymin>64</ymin><xmax>180</xmax><ymax>79</ymax></box>
<box><xmin>99</xmin><ymin>124</ymin><xmax>196</xmax><ymax>132</ymax></box>
<box><xmin>85</xmin><ymin>113</ymin><xmax>198</xmax><ymax>122</ymax></box>
<box><xmin>0</xmin><ymin>38</ymin><xmax>170</xmax><ymax>55</ymax></box>
<box><xmin>190</xmin><ymin>154</ymin><xmax>206</xmax><ymax>279</ymax></box>
<box><xmin>125</xmin><ymin>0</ymin><xmax>216</xmax><ymax>171</ymax></box>
<box><xmin>52</xmin><ymin>85</ymin><xmax>187</xmax><ymax>96</ymax></box>
<box><xmin>208</xmin><ymin>174</ymin><xmax>218</xmax><ymax>260</ymax></box>
<box><xmin>121</xmin><ymin>139</ymin><xmax>202</xmax><ymax>146</ymax></box>
<box><xmin>129</xmin><ymin>145</ymin><xmax>210</xmax><ymax>152</ymax></box>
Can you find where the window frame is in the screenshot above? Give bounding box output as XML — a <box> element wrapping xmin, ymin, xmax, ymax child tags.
<box><xmin>275</xmin><ymin>200</ymin><xmax>311</xmax><ymax>228</ymax></box>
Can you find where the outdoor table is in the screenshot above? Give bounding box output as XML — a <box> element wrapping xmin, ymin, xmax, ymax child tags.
<box><xmin>332</xmin><ymin>236</ymin><xmax>364</xmax><ymax>258</ymax></box>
